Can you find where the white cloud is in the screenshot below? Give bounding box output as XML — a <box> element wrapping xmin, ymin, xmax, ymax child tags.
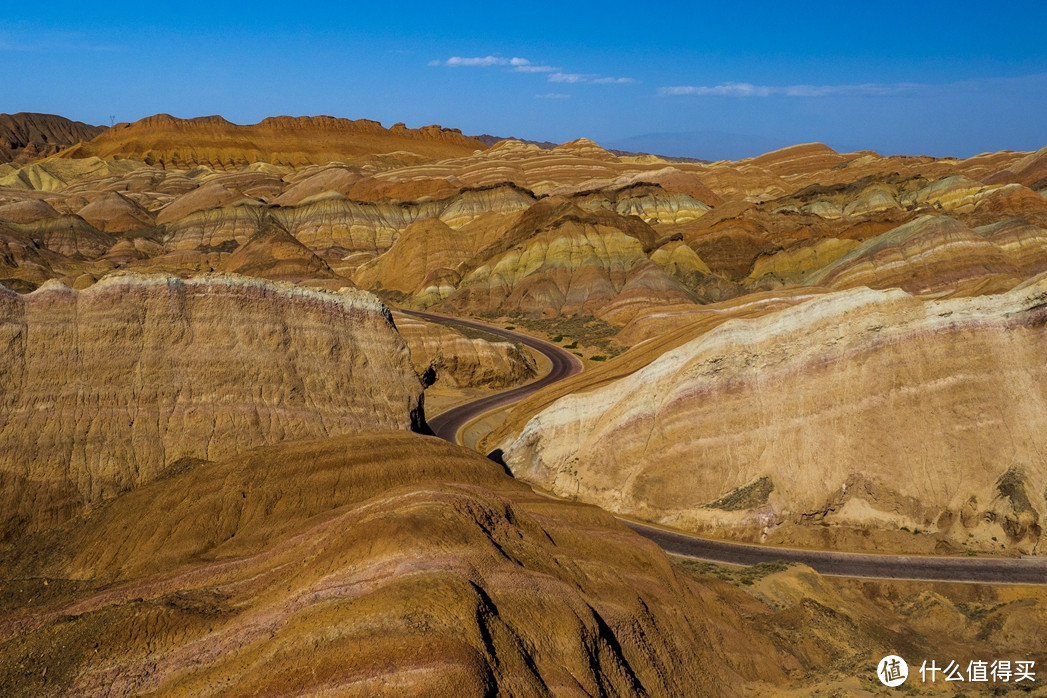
<box><xmin>435</xmin><ymin>56</ymin><xmax>531</xmax><ymax>67</ymax></box>
<box><xmin>549</xmin><ymin>72</ymin><xmax>634</xmax><ymax>84</ymax></box>
<box><xmin>429</xmin><ymin>55</ymin><xmax>633</xmax><ymax>86</ymax></box>
<box><xmin>514</xmin><ymin>64</ymin><xmax>559</xmax><ymax>73</ymax></box>
<box><xmin>659</xmin><ymin>81</ymin><xmax>918</xmax><ymax>97</ymax></box>
<box><xmin>548</xmin><ymin>72</ymin><xmax>591</xmax><ymax>83</ymax></box>
<box><xmin>660</xmin><ymin>82</ymin><xmax>769</xmax><ymax>96</ymax></box>
<box><xmin>431</xmin><ymin>56</ymin><xmax>561</xmax><ymax>74</ymax></box>
<box><xmin>535</xmin><ymin>93</ymin><xmax>570</xmax><ymax>99</ymax></box>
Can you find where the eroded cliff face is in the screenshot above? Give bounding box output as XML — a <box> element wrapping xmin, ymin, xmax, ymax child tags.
<box><xmin>393</xmin><ymin>311</ymin><xmax>537</xmax><ymax>389</ymax></box>
<box><xmin>0</xmin><ymin>113</ymin><xmax>105</xmax><ymax>164</ymax></box>
<box><xmin>504</xmin><ymin>275</ymin><xmax>1047</xmax><ymax>554</ymax></box>
<box><xmin>0</xmin><ymin>273</ymin><xmax>424</xmax><ymax>541</ymax></box>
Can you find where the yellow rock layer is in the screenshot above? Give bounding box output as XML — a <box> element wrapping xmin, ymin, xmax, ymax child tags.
<box><xmin>505</xmin><ymin>277</ymin><xmax>1047</xmax><ymax>553</ymax></box>
<box><xmin>0</xmin><ymin>274</ymin><xmax>422</xmax><ymax>540</ymax></box>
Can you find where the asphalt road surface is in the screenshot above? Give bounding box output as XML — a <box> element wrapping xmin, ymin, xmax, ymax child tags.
<box><xmin>398</xmin><ymin>309</ymin><xmax>582</xmax><ymax>443</ymax></box>
<box><xmin>625</xmin><ymin>520</ymin><xmax>1047</xmax><ymax>584</ymax></box>
<box><xmin>404</xmin><ymin>309</ymin><xmax>1047</xmax><ymax>585</ymax></box>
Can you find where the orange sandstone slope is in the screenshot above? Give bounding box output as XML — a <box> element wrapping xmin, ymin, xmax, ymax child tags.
<box><xmin>0</xmin><ymin>431</ymin><xmax>782</xmax><ymax>698</ymax></box>
<box><xmin>0</xmin><ymin>431</ymin><xmax>928</xmax><ymax>696</ymax></box>
<box><xmin>0</xmin><ymin>273</ymin><xmax>425</xmax><ymax>542</ymax></box>
<box><xmin>59</xmin><ymin>114</ymin><xmax>487</xmax><ymax>169</ymax></box>
<box><xmin>4</xmin><ymin>432</ymin><xmax>1045</xmax><ymax>697</ymax></box>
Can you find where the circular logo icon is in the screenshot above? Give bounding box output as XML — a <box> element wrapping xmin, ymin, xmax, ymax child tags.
<box><xmin>877</xmin><ymin>655</ymin><xmax>908</xmax><ymax>687</ymax></box>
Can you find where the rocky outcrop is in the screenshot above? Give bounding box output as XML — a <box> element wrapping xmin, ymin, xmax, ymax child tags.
<box><xmin>271</xmin><ymin>165</ymin><xmax>364</xmax><ymax>206</ymax></box>
<box><xmin>154</xmin><ymin>180</ymin><xmax>249</xmax><ymax>224</ymax></box>
<box><xmin>0</xmin><ymin>156</ymin><xmax>143</xmax><ymax>192</ymax></box>
<box><xmin>416</xmin><ymin>198</ymin><xmax>696</xmax><ymax>318</ymax></box>
<box><xmin>274</xmin><ymin>193</ymin><xmax>442</xmax><ymax>256</ymax></box>
<box><xmin>353</xmin><ymin>217</ymin><xmax>507</xmax><ymax>296</ymax></box>
<box><xmin>748</xmin><ymin>142</ymin><xmax>850</xmax><ymax>178</ymax></box>
<box><xmin>572</xmin><ymin>182</ymin><xmax>712</xmax><ymax>224</ymax></box>
<box><xmin>504</xmin><ymin>277</ymin><xmax>1047</xmax><ymax>553</ymax></box>
<box><xmin>393</xmin><ymin>311</ymin><xmax>537</xmax><ymax>388</ymax></box>
<box><xmin>0</xmin><ymin>221</ymin><xmax>61</xmax><ymax>291</ymax></box>
<box><xmin>160</xmin><ymin>201</ymin><xmax>267</xmax><ymax>252</ymax></box>
<box><xmin>0</xmin><ymin>113</ymin><xmax>104</xmax><ymax>164</ymax></box>
<box><xmin>437</xmin><ymin>184</ymin><xmax>537</xmax><ymax>228</ymax></box>
<box><xmin>0</xmin><ymin>274</ymin><xmax>424</xmax><ymax>541</ymax></box>
<box><xmin>984</xmin><ymin>145</ymin><xmax>1047</xmax><ymax>187</ymax></box>
<box><xmin>75</xmin><ymin>191</ymin><xmax>155</xmax><ymax>233</ymax></box>
<box><xmin>0</xmin><ymin>198</ymin><xmax>60</xmax><ymax>223</ymax></box>
<box><xmin>17</xmin><ymin>215</ymin><xmax>115</xmax><ymax>258</ymax></box>
<box><xmin>219</xmin><ymin>217</ymin><xmax>345</xmax><ymax>284</ymax></box>
<box><xmin>806</xmin><ymin>215</ymin><xmax>1047</xmax><ymax>294</ymax></box>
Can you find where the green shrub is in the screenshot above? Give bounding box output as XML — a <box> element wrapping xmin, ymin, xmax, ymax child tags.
<box><xmin>563</xmin><ymin>341</ymin><xmax>578</xmax><ymax>349</ymax></box>
<box><xmin>590</xmin><ymin>355</ymin><xmax>607</xmax><ymax>361</ymax></box>
<box><xmin>551</xmin><ymin>334</ymin><xmax>564</xmax><ymax>342</ymax></box>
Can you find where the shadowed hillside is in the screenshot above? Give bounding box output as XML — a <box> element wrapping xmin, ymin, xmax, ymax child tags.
<box><xmin>0</xmin><ymin>113</ymin><xmax>104</xmax><ymax>164</ymax></box>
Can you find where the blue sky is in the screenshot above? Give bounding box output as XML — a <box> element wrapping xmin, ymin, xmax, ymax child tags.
<box><xmin>3</xmin><ymin>1</ymin><xmax>1046</xmax><ymax>159</ymax></box>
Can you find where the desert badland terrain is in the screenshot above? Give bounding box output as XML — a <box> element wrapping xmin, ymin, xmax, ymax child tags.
<box><xmin>1</xmin><ymin>111</ymin><xmax>1046</xmax><ymax>695</ymax></box>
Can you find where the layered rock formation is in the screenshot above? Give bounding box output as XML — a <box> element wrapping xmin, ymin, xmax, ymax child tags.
<box><xmin>0</xmin><ymin>274</ymin><xmax>423</xmax><ymax>541</ymax></box>
<box><xmin>0</xmin><ymin>156</ymin><xmax>144</xmax><ymax>192</ymax></box>
<box><xmin>59</xmin><ymin>114</ymin><xmax>486</xmax><ymax>169</ymax></box>
<box><xmin>801</xmin><ymin>214</ymin><xmax>1047</xmax><ymax>295</ymax></box>
<box><xmin>0</xmin><ymin>113</ymin><xmax>104</xmax><ymax>164</ymax></box>
<box><xmin>218</xmin><ymin>216</ymin><xmax>346</xmax><ymax>285</ymax></box>
<box><xmin>75</xmin><ymin>191</ymin><xmax>155</xmax><ymax>233</ymax></box>
<box><xmin>3</xmin><ymin>433</ymin><xmax>1045</xmax><ymax>696</ymax></box>
<box><xmin>393</xmin><ymin>311</ymin><xmax>537</xmax><ymax>388</ymax></box>
<box><xmin>504</xmin><ymin>276</ymin><xmax>1047</xmax><ymax>554</ymax></box>
<box><xmin>0</xmin><ymin>432</ymin><xmax>793</xmax><ymax>697</ymax></box>
<box><xmin>1</xmin><ymin>115</ymin><xmax>1044</xmax><ymax>325</ymax></box>
<box><xmin>402</xmin><ymin>198</ymin><xmax>699</xmax><ymax>319</ymax></box>
<box><xmin>2</xmin><ymin>111</ymin><xmax>1047</xmax><ymax>694</ymax></box>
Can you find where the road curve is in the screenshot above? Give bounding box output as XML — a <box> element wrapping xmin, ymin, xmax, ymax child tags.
<box><xmin>397</xmin><ymin>309</ymin><xmax>582</xmax><ymax>443</ymax></box>
<box><xmin>401</xmin><ymin>309</ymin><xmax>1047</xmax><ymax>585</ymax></box>
<box><xmin>625</xmin><ymin>521</ymin><xmax>1047</xmax><ymax>585</ymax></box>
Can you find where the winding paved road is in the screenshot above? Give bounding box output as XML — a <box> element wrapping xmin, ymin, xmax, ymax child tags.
<box><xmin>624</xmin><ymin>520</ymin><xmax>1047</xmax><ymax>584</ymax></box>
<box><xmin>405</xmin><ymin>309</ymin><xmax>1047</xmax><ymax>585</ymax></box>
<box><xmin>398</xmin><ymin>309</ymin><xmax>582</xmax><ymax>443</ymax></box>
